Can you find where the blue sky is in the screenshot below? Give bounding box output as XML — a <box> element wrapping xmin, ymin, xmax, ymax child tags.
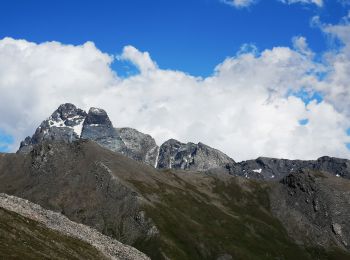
<box><xmin>0</xmin><ymin>0</ymin><xmax>349</xmax><ymax>159</ymax></box>
<box><xmin>0</xmin><ymin>0</ymin><xmax>346</xmax><ymax>76</ymax></box>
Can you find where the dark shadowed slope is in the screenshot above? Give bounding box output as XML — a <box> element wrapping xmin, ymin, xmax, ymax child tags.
<box><xmin>1</xmin><ymin>140</ymin><xmax>350</xmax><ymax>259</ymax></box>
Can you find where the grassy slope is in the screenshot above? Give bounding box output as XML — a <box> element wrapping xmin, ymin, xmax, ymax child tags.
<box><xmin>131</xmin><ymin>170</ymin><xmax>350</xmax><ymax>260</ymax></box>
<box><xmin>0</xmin><ymin>208</ymin><xmax>107</xmax><ymax>260</ymax></box>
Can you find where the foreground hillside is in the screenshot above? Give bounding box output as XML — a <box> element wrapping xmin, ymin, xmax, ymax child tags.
<box><xmin>1</xmin><ymin>140</ymin><xmax>350</xmax><ymax>259</ymax></box>
<box><xmin>0</xmin><ymin>193</ymin><xmax>149</xmax><ymax>260</ymax></box>
<box><xmin>0</xmin><ymin>205</ymin><xmax>106</xmax><ymax>259</ymax></box>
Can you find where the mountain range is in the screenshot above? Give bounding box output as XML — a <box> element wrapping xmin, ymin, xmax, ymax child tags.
<box><xmin>0</xmin><ymin>103</ymin><xmax>349</xmax><ymax>259</ymax></box>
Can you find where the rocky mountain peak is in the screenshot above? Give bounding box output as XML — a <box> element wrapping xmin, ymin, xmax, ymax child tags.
<box><xmin>18</xmin><ymin>103</ymin><xmax>87</xmax><ymax>153</ymax></box>
<box><xmin>54</xmin><ymin>103</ymin><xmax>86</xmax><ymax>120</ymax></box>
<box><xmin>157</xmin><ymin>138</ymin><xmax>234</xmax><ymax>171</ymax></box>
<box><xmin>84</xmin><ymin>107</ymin><xmax>112</xmax><ymax>126</ymax></box>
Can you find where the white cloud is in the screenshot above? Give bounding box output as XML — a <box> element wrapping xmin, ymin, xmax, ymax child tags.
<box><xmin>118</xmin><ymin>45</ymin><xmax>157</xmax><ymax>74</ymax></box>
<box><xmin>222</xmin><ymin>0</ymin><xmax>257</xmax><ymax>8</ymax></box>
<box><xmin>279</xmin><ymin>0</ymin><xmax>323</xmax><ymax>7</ymax></box>
<box><xmin>310</xmin><ymin>15</ymin><xmax>350</xmax><ymax>117</ymax></box>
<box><xmin>0</xmin><ymin>27</ymin><xmax>350</xmax><ymax>161</ymax></box>
<box><xmin>223</xmin><ymin>0</ymin><xmax>323</xmax><ymax>8</ymax></box>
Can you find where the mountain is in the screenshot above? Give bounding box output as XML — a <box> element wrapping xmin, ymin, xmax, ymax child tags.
<box><xmin>2</xmin><ymin>140</ymin><xmax>350</xmax><ymax>259</ymax></box>
<box><xmin>7</xmin><ymin>102</ymin><xmax>350</xmax><ymax>259</ymax></box>
<box><xmin>18</xmin><ymin>103</ymin><xmax>235</xmax><ymax>171</ymax></box>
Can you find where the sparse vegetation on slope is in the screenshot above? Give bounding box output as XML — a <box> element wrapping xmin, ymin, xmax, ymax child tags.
<box><xmin>131</xmin><ymin>170</ymin><xmax>350</xmax><ymax>260</ymax></box>
<box><xmin>0</xmin><ymin>208</ymin><xmax>107</xmax><ymax>260</ymax></box>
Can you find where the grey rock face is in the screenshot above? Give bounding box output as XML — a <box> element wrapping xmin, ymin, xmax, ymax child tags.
<box><xmin>314</xmin><ymin>156</ymin><xmax>350</xmax><ymax>179</ymax></box>
<box><xmin>18</xmin><ymin>103</ymin><xmax>87</xmax><ymax>153</ymax></box>
<box><xmin>80</xmin><ymin>107</ymin><xmax>126</xmax><ymax>153</ymax></box>
<box><xmin>117</xmin><ymin>127</ymin><xmax>159</xmax><ymax>167</ymax></box>
<box><xmin>270</xmin><ymin>170</ymin><xmax>350</xmax><ymax>250</ymax></box>
<box><xmin>226</xmin><ymin>157</ymin><xmax>313</xmax><ymax>180</ymax></box>
<box><xmin>226</xmin><ymin>156</ymin><xmax>350</xmax><ymax>180</ymax></box>
<box><xmin>157</xmin><ymin>139</ymin><xmax>235</xmax><ymax>171</ymax></box>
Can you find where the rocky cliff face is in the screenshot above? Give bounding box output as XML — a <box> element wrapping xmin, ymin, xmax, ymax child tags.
<box><xmin>157</xmin><ymin>139</ymin><xmax>235</xmax><ymax>171</ymax></box>
<box><xmin>80</xmin><ymin>107</ymin><xmax>126</xmax><ymax>153</ymax></box>
<box><xmin>117</xmin><ymin>127</ymin><xmax>159</xmax><ymax>167</ymax></box>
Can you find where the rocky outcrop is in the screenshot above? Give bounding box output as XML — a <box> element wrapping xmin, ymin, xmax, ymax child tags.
<box><xmin>117</xmin><ymin>127</ymin><xmax>159</xmax><ymax>167</ymax></box>
<box><xmin>157</xmin><ymin>139</ymin><xmax>235</xmax><ymax>171</ymax></box>
<box><xmin>80</xmin><ymin>107</ymin><xmax>126</xmax><ymax>153</ymax></box>
<box><xmin>0</xmin><ymin>193</ymin><xmax>150</xmax><ymax>260</ymax></box>
<box><xmin>270</xmin><ymin>170</ymin><xmax>350</xmax><ymax>250</ymax></box>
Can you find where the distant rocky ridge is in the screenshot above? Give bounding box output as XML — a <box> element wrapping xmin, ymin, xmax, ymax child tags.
<box><xmin>0</xmin><ymin>193</ymin><xmax>150</xmax><ymax>260</ymax></box>
<box><xmin>225</xmin><ymin>156</ymin><xmax>350</xmax><ymax>180</ymax></box>
<box><xmin>18</xmin><ymin>103</ymin><xmax>350</xmax><ymax>179</ymax></box>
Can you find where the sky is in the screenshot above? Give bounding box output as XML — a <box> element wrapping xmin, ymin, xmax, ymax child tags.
<box><xmin>0</xmin><ymin>0</ymin><xmax>350</xmax><ymax>161</ymax></box>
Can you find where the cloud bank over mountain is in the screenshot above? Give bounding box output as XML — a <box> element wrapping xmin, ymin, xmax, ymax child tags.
<box><xmin>0</xmin><ymin>17</ymin><xmax>350</xmax><ymax>161</ymax></box>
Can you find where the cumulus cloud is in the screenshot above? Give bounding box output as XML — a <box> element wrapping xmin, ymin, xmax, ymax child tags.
<box><xmin>310</xmin><ymin>14</ymin><xmax>350</xmax><ymax>116</ymax></box>
<box><xmin>223</xmin><ymin>0</ymin><xmax>323</xmax><ymax>8</ymax></box>
<box><xmin>118</xmin><ymin>45</ymin><xmax>157</xmax><ymax>74</ymax></box>
<box><xmin>222</xmin><ymin>0</ymin><xmax>257</xmax><ymax>8</ymax></box>
<box><xmin>279</xmin><ymin>0</ymin><xmax>323</xmax><ymax>7</ymax></box>
<box><xmin>0</xmin><ymin>20</ymin><xmax>350</xmax><ymax>160</ymax></box>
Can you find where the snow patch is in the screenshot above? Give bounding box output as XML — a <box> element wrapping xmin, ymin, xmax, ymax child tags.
<box><xmin>154</xmin><ymin>147</ymin><xmax>160</xmax><ymax>168</ymax></box>
<box><xmin>252</xmin><ymin>168</ymin><xmax>262</xmax><ymax>173</ymax></box>
<box><xmin>73</xmin><ymin>119</ymin><xmax>85</xmax><ymax>137</ymax></box>
<box><xmin>48</xmin><ymin>115</ymin><xmax>86</xmax><ymax>137</ymax></box>
<box><xmin>49</xmin><ymin>117</ymin><xmax>65</xmax><ymax>128</ymax></box>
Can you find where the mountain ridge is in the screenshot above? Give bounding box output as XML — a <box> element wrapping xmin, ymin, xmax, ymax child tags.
<box><xmin>18</xmin><ymin>103</ymin><xmax>350</xmax><ymax>181</ymax></box>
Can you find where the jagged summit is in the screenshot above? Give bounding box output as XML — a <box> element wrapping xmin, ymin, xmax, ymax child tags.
<box><xmin>18</xmin><ymin>103</ymin><xmax>235</xmax><ymax>171</ymax></box>
<box><xmin>18</xmin><ymin>103</ymin><xmax>87</xmax><ymax>153</ymax></box>
<box><xmin>84</xmin><ymin>107</ymin><xmax>113</xmax><ymax>126</ymax></box>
